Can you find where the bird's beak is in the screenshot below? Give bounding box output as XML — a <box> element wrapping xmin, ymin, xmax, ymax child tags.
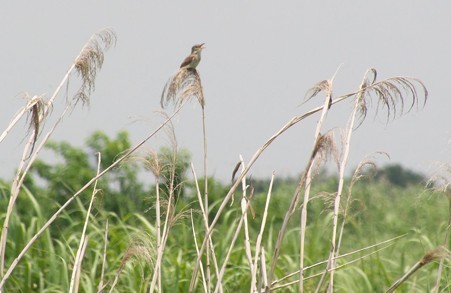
<box><xmin>200</xmin><ymin>43</ymin><xmax>206</xmax><ymax>49</ymax></box>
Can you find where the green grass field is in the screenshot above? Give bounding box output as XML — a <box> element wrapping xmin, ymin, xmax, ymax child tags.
<box><xmin>1</xmin><ymin>172</ymin><xmax>449</xmax><ymax>292</ymax></box>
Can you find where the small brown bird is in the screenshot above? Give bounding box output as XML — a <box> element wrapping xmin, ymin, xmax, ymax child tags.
<box><xmin>180</xmin><ymin>43</ymin><xmax>205</xmax><ymax>69</ymax></box>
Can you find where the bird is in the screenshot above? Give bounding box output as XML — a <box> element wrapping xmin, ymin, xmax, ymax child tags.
<box><xmin>180</xmin><ymin>43</ymin><xmax>205</xmax><ymax>69</ymax></box>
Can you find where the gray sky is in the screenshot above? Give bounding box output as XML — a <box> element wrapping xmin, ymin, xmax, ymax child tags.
<box><xmin>1</xmin><ymin>1</ymin><xmax>450</xmax><ymax>182</ymax></box>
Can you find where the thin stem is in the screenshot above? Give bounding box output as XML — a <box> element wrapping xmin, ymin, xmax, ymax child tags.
<box><xmin>298</xmin><ymin>86</ymin><xmax>332</xmax><ymax>292</ymax></box>
<box><xmin>190</xmin><ymin>164</ymin><xmax>221</xmax><ymax>292</ymax></box>
<box><xmin>190</xmin><ymin>210</ymin><xmax>208</xmax><ymax>293</ymax></box>
<box><xmin>69</xmin><ymin>153</ymin><xmax>102</xmax><ymax>293</ymax></box>
<box><xmin>201</xmin><ymin>107</ymin><xmax>211</xmax><ymax>292</ymax></box>
<box><xmin>213</xmin><ymin>178</ymin><xmax>254</xmax><ymax>293</ymax></box>
<box><xmin>250</xmin><ymin>172</ymin><xmax>275</xmax><ymax>292</ymax></box>
<box><xmin>155</xmin><ymin>175</ymin><xmax>162</xmax><ymax>292</ymax></box>
<box><xmin>97</xmin><ymin>219</ymin><xmax>109</xmax><ymax>292</ymax></box>
<box><xmin>272</xmin><ymin>244</ymin><xmax>393</xmax><ymax>291</ymax></box>
<box><xmin>150</xmin><ymin>107</ymin><xmax>188</xmax><ymax>291</ymax></box>
<box><xmin>239</xmin><ymin>156</ymin><xmax>253</xmax><ymax>270</ymax></box>
<box><xmin>272</xmin><ymin>234</ymin><xmax>406</xmax><ymax>287</ymax></box>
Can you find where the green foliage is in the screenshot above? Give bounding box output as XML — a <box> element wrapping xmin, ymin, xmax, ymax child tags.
<box><xmin>1</xmin><ymin>131</ymin><xmax>449</xmax><ymax>291</ymax></box>
<box><xmin>27</xmin><ymin>130</ymin><xmax>147</xmax><ymax>216</ymax></box>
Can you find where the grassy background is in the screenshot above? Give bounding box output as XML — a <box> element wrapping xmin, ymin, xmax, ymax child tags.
<box><xmin>1</xmin><ymin>171</ymin><xmax>448</xmax><ymax>292</ymax></box>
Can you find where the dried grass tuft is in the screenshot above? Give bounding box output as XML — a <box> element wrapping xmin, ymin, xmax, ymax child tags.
<box><xmin>351</xmin><ymin>68</ymin><xmax>428</xmax><ymax>126</ymax></box>
<box><xmin>143</xmin><ymin>149</ymin><xmax>163</xmax><ymax>177</ymax></box>
<box><xmin>312</xmin><ymin>132</ymin><xmax>336</xmax><ymax>163</ymax></box>
<box><xmin>161</xmin><ymin>68</ymin><xmax>205</xmax><ymax>109</ymax></box>
<box><xmin>109</xmin><ymin>233</ymin><xmax>154</xmax><ymax>292</ymax></box>
<box><xmin>74</xmin><ymin>29</ymin><xmax>117</xmax><ymax>105</ymax></box>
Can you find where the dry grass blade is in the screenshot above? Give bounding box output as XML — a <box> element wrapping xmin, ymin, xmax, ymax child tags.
<box><xmin>251</xmin><ymin>172</ymin><xmax>275</xmax><ymax>292</ymax></box>
<box><xmin>213</xmin><ymin>169</ymin><xmax>254</xmax><ymax>293</ymax></box>
<box><xmin>70</xmin><ymin>153</ymin><xmax>102</xmax><ymax>293</ymax></box>
<box><xmin>272</xmin><ymin>234</ymin><xmax>407</xmax><ymax>287</ymax></box>
<box><xmin>296</xmin><ymin>76</ymin><xmax>334</xmax><ymax>292</ymax></box>
<box><xmin>272</xmin><ymin>243</ymin><xmax>395</xmax><ymax>291</ymax></box>
<box><xmin>74</xmin><ymin>29</ymin><xmax>117</xmax><ymax>105</ymax></box>
<box><xmin>260</xmin><ymin>246</ymin><xmax>268</xmax><ymax>292</ymax></box>
<box><xmin>190</xmin><ymin>210</ymin><xmax>208</xmax><ymax>293</ymax></box>
<box><xmin>240</xmin><ymin>159</ymin><xmax>253</xmax><ymax>270</ymax></box>
<box><xmin>98</xmin><ymin>219</ymin><xmax>109</xmax><ymax>292</ymax></box>
<box><xmin>213</xmin><ymin>202</ymin><xmax>252</xmax><ymax>292</ymax></box>
<box><xmin>190</xmin><ymin>164</ymin><xmax>221</xmax><ymax>292</ymax></box>
<box><xmin>386</xmin><ymin>246</ymin><xmax>451</xmax><ymax>293</ymax></box>
<box><xmin>161</xmin><ymin>68</ymin><xmax>205</xmax><ymax>109</ymax></box>
<box><xmin>70</xmin><ymin>235</ymin><xmax>89</xmax><ymax>293</ymax></box>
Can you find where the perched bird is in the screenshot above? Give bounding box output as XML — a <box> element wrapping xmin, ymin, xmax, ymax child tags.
<box><xmin>180</xmin><ymin>43</ymin><xmax>205</xmax><ymax>69</ymax></box>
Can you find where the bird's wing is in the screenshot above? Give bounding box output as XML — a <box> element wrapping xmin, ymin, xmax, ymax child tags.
<box><xmin>180</xmin><ymin>54</ymin><xmax>194</xmax><ymax>68</ymax></box>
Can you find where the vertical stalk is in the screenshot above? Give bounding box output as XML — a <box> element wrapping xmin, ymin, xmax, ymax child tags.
<box><xmin>190</xmin><ymin>164</ymin><xmax>221</xmax><ymax>293</ymax></box>
<box><xmin>250</xmin><ymin>172</ymin><xmax>275</xmax><ymax>292</ymax></box>
<box><xmin>325</xmin><ymin>100</ymin><xmax>358</xmax><ymax>292</ymax></box>
<box><xmin>97</xmin><ymin>219</ymin><xmax>109</xmax><ymax>292</ymax></box>
<box><xmin>298</xmin><ymin>88</ymin><xmax>332</xmax><ymax>292</ymax></box>
<box><xmin>149</xmin><ymin>170</ymin><xmax>175</xmax><ymax>292</ymax></box>
<box><xmin>201</xmin><ymin>107</ymin><xmax>211</xmax><ymax>291</ymax></box>
<box><xmin>69</xmin><ymin>153</ymin><xmax>102</xmax><ymax>293</ymax></box>
<box><xmin>155</xmin><ymin>175</ymin><xmax>162</xmax><ymax>292</ymax></box>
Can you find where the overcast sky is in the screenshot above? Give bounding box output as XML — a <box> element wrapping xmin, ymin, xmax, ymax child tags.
<box><xmin>1</xmin><ymin>1</ymin><xmax>450</xmax><ymax>182</ymax></box>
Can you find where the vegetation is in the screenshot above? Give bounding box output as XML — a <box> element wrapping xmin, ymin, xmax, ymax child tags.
<box><xmin>0</xmin><ymin>29</ymin><xmax>449</xmax><ymax>292</ymax></box>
